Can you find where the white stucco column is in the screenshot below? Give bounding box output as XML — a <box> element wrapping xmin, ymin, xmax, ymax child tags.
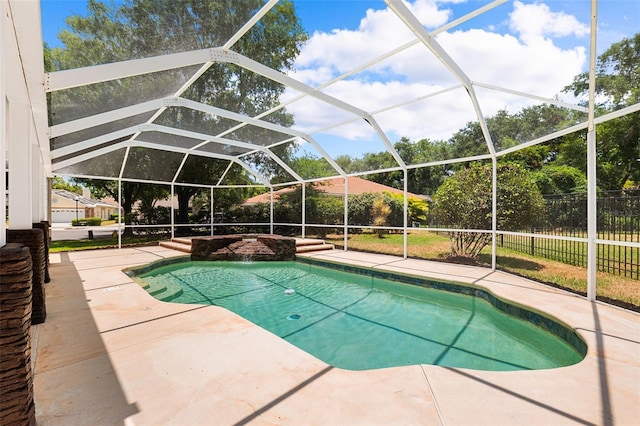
<box><xmin>8</xmin><ymin>102</ymin><xmax>33</xmax><ymax>229</ymax></box>
<box><xmin>32</xmin><ymin>142</ymin><xmax>47</xmax><ymax>223</ymax></box>
<box><xmin>0</xmin><ymin>5</ymin><xmax>6</xmax><ymax>246</ymax></box>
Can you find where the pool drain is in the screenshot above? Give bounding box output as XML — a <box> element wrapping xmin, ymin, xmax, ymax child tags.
<box><xmin>287</xmin><ymin>313</ymin><xmax>301</xmax><ymax>320</ymax></box>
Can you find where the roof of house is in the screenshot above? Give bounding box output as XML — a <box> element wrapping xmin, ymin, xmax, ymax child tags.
<box><xmin>242</xmin><ymin>176</ymin><xmax>428</xmax><ymax>205</ymax></box>
<box><xmin>52</xmin><ymin>189</ymin><xmax>120</xmax><ymax>208</ymax></box>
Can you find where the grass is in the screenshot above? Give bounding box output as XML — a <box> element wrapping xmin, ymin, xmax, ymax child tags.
<box><xmin>498</xmin><ymin>233</ymin><xmax>639</xmax><ymax>275</ymax></box>
<box><xmin>50</xmin><ymin>235</ymin><xmax>167</xmax><ymax>252</ymax></box>
<box><xmin>325</xmin><ymin>231</ymin><xmax>640</xmax><ymax>310</ymax></box>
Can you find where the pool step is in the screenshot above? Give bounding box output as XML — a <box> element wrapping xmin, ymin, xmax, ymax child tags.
<box><xmin>159</xmin><ymin>236</ymin><xmax>334</xmax><ymax>254</ymax></box>
<box><xmin>159</xmin><ymin>237</ymin><xmax>192</xmax><ymax>253</ymax></box>
<box><xmin>141</xmin><ymin>280</ymin><xmax>184</xmax><ymax>302</ymax></box>
<box><xmin>159</xmin><ymin>282</ymin><xmax>184</xmax><ymax>302</ymax></box>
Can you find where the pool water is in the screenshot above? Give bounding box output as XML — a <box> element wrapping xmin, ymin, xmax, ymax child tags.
<box><xmin>136</xmin><ymin>260</ymin><xmax>585</xmax><ymax>371</ymax></box>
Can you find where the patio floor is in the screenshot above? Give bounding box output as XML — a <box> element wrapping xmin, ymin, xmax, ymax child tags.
<box><xmin>33</xmin><ymin>246</ymin><xmax>639</xmax><ymax>425</ymax></box>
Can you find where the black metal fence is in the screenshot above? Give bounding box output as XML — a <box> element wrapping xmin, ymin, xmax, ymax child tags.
<box><xmin>499</xmin><ymin>190</ymin><xmax>640</xmax><ymax>279</ymax></box>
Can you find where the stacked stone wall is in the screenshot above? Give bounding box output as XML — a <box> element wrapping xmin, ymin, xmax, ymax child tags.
<box><xmin>7</xmin><ymin>229</ymin><xmax>46</xmax><ymax>324</ymax></box>
<box><xmin>191</xmin><ymin>236</ymin><xmax>243</xmax><ymax>261</ymax></box>
<box><xmin>32</xmin><ymin>221</ymin><xmax>51</xmax><ymax>283</ymax></box>
<box><xmin>0</xmin><ymin>243</ymin><xmax>36</xmax><ymax>425</ymax></box>
<box><xmin>257</xmin><ymin>235</ymin><xmax>296</xmax><ymax>261</ymax></box>
<box><xmin>191</xmin><ymin>234</ymin><xmax>296</xmax><ymax>261</ymax></box>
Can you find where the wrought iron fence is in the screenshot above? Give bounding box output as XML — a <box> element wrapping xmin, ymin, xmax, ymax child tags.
<box><xmin>499</xmin><ymin>190</ymin><xmax>640</xmax><ymax>279</ymax></box>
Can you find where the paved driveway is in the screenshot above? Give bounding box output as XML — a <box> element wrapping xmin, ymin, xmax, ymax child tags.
<box><xmin>51</xmin><ymin>223</ymin><xmax>123</xmax><ymax>241</ymax></box>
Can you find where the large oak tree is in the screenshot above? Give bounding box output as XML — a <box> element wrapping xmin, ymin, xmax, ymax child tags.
<box><xmin>47</xmin><ymin>0</ymin><xmax>308</xmax><ymax>224</ymax></box>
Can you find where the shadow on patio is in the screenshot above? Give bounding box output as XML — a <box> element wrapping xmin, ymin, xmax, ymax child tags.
<box><xmin>33</xmin><ymin>252</ymin><xmax>139</xmax><ymax>424</ymax></box>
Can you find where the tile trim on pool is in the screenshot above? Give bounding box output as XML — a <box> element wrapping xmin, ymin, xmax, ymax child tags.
<box><xmin>124</xmin><ymin>255</ymin><xmax>190</xmax><ymax>277</ymax></box>
<box><xmin>296</xmin><ymin>256</ymin><xmax>588</xmax><ymax>357</ymax></box>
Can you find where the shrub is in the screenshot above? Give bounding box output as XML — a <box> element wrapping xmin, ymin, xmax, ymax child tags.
<box><xmin>386</xmin><ymin>193</ymin><xmax>430</xmax><ymax>224</ymax></box>
<box><xmin>71</xmin><ymin>217</ymin><xmax>102</xmax><ymax>226</ymax></box>
<box><xmin>371</xmin><ymin>195</ymin><xmax>391</xmax><ymax>238</ymax></box>
<box><xmin>433</xmin><ymin>163</ymin><xmax>545</xmax><ymax>258</ymax></box>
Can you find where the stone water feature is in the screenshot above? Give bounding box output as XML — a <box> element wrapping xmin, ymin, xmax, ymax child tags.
<box><xmin>191</xmin><ymin>234</ymin><xmax>296</xmax><ymax>261</ymax></box>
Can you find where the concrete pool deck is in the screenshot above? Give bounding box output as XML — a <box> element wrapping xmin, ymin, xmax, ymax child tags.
<box><xmin>33</xmin><ymin>246</ymin><xmax>639</xmax><ymax>425</ymax></box>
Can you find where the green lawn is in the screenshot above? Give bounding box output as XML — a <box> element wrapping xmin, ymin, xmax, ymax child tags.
<box><xmin>50</xmin><ymin>235</ymin><xmax>167</xmax><ymax>252</ymax></box>
<box><xmin>325</xmin><ymin>231</ymin><xmax>639</xmax><ymax>310</ymax></box>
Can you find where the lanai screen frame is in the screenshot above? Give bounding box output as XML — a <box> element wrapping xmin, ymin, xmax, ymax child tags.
<box><xmin>44</xmin><ymin>0</ymin><xmax>640</xmax><ymax>302</ymax></box>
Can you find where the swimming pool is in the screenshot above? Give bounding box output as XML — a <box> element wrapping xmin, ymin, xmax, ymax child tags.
<box><xmin>130</xmin><ymin>259</ymin><xmax>586</xmax><ymax>371</ymax></box>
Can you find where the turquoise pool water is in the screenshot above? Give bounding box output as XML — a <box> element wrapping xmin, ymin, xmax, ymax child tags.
<box><xmin>135</xmin><ymin>260</ymin><xmax>585</xmax><ymax>371</ymax></box>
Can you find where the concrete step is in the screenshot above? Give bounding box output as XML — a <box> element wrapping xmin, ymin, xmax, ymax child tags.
<box><xmin>171</xmin><ymin>237</ymin><xmax>193</xmax><ymax>245</ymax></box>
<box><xmin>295</xmin><ymin>238</ymin><xmax>327</xmax><ymax>247</ymax></box>
<box><xmin>159</xmin><ymin>240</ymin><xmax>192</xmax><ymax>253</ymax></box>
<box><xmin>160</xmin><ymin>236</ymin><xmax>334</xmax><ymax>254</ymax></box>
<box><xmin>296</xmin><ymin>243</ymin><xmax>334</xmax><ymax>253</ymax></box>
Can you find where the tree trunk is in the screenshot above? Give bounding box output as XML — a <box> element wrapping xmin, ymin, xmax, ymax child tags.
<box><xmin>175</xmin><ymin>188</ymin><xmax>197</xmax><ymax>236</ymax></box>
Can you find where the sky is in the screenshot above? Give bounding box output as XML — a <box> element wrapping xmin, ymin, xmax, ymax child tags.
<box><xmin>40</xmin><ymin>0</ymin><xmax>640</xmax><ymax>159</ymax></box>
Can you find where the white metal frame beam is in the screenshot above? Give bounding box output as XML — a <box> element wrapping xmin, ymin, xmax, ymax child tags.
<box><xmin>385</xmin><ymin>0</ymin><xmax>496</xmax><ymax>158</ymax></box>
<box><xmin>586</xmin><ymin>0</ymin><xmax>599</xmax><ymax>301</ymax></box>
<box><xmin>47</xmin><ymin>47</ymin><xmax>406</xmax><ymax>170</ymax></box>
<box><xmin>50</xmin><ymin>95</ymin><xmax>347</xmax><ymax>179</ymax></box>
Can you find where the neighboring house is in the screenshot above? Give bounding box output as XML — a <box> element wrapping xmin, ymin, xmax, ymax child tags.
<box><xmin>242</xmin><ymin>176</ymin><xmax>430</xmax><ymax>205</ymax></box>
<box><xmin>51</xmin><ymin>189</ymin><xmax>121</xmax><ymax>223</ymax></box>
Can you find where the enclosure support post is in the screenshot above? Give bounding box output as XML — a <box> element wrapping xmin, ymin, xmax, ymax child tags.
<box><xmin>343</xmin><ymin>177</ymin><xmax>348</xmax><ymax>251</ymax></box>
<box><xmin>210</xmin><ymin>187</ymin><xmax>214</xmax><ymax>236</ymax></box>
<box><xmin>269</xmin><ymin>188</ymin><xmax>274</xmax><ymax>234</ymax></box>
<box><xmin>586</xmin><ymin>0</ymin><xmax>598</xmax><ymax>301</ymax></box>
<box><xmin>302</xmin><ymin>183</ymin><xmax>306</xmax><ymax>239</ymax></box>
<box><xmin>403</xmin><ymin>169</ymin><xmax>408</xmax><ymax>259</ymax></box>
<box><xmin>170</xmin><ymin>184</ymin><xmax>175</xmax><ymax>240</ymax></box>
<box><xmin>491</xmin><ymin>157</ymin><xmax>497</xmax><ymax>271</ymax></box>
<box><xmin>118</xmin><ymin>179</ymin><xmax>122</xmax><ymax>249</ymax></box>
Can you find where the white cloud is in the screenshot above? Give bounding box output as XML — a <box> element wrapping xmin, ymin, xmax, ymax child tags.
<box><xmin>287</xmin><ymin>0</ymin><xmax>589</xmax><ymax>149</ymax></box>
<box><xmin>295</xmin><ymin>0</ymin><xmax>450</xmax><ymax>75</ymax></box>
<box><xmin>509</xmin><ymin>0</ymin><xmax>589</xmax><ymax>43</ymax></box>
<box><xmin>437</xmin><ymin>29</ymin><xmax>585</xmax><ymax>95</ymax></box>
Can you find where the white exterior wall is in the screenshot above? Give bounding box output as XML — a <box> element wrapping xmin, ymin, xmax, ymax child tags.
<box><xmin>1</xmin><ymin>2</ymin><xmax>6</xmax><ymax>247</ymax></box>
<box><xmin>1</xmin><ymin>0</ymin><xmax>50</xmax><ymax>246</ymax></box>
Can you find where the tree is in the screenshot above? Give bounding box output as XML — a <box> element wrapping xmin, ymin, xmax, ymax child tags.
<box><xmin>386</xmin><ymin>192</ymin><xmax>430</xmax><ymax>224</ymax></box>
<box><xmin>48</xmin><ymin>0</ymin><xmax>308</xmax><ymax>223</ymax></box>
<box><xmin>400</xmin><ymin>138</ymin><xmax>451</xmax><ymax>196</ymax></box>
<box><xmin>51</xmin><ymin>176</ymin><xmax>82</xmax><ymax>194</ymax></box>
<box><xmin>135</xmin><ymin>185</ymin><xmax>171</xmax><ymax>224</ymax></box>
<box><xmin>288</xmin><ymin>153</ymin><xmax>337</xmax><ymax>180</ymax></box>
<box><xmin>433</xmin><ymin>163</ymin><xmax>545</xmax><ymax>258</ymax></box>
<box><xmin>174</xmin><ymin>157</ymin><xmax>257</xmax><ymax>225</ymax></box>
<box><xmin>564</xmin><ymin>33</ymin><xmax>640</xmax><ymax>190</ymax></box>
<box><xmin>566</xmin><ymin>33</ymin><xmax>640</xmax><ymax>109</ymax></box>
<box><xmin>531</xmin><ymin>165</ymin><xmax>587</xmax><ymax>195</ymax></box>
